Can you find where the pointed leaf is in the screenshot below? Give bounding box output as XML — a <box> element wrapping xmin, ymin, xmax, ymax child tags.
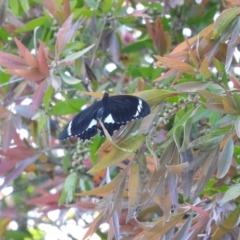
<box><xmin>234</xmin><ymin>116</ymin><xmax>240</xmax><ymax>138</ymax></box>
<box><xmin>5</xmin><ymin>68</ymin><xmax>45</xmax><ymax>82</ymax></box>
<box><xmin>77</xmin><ymin>169</ymin><xmax>127</xmax><ymax>196</ymax></box>
<box><xmin>88</xmin><ymin>134</ymin><xmax>146</xmax><ymax>173</ymax></box>
<box><xmin>82</xmin><ymin>211</ymin><xmax>105</xmax><ymax>240</ymax></box>
<box><xmin>220</xmin><ymin>184</ymin><xmax>240</xmax><ymax>206</ymax></box>
<box><xmin>217</xmin><ymin>137</ymin><xmax>233</xmax><ymax>178</ymax></box>
<box><xmin>14</xmin><ymin>38</ymin><xmax>37</xmax><ymax>67</ymax></box>
<box><xmin>59</xmin><ymin>70</ymin><xmax>81</xmax><ymax>85</ymax></box>
<box><xmin>199</xmin><ymin>57</ymin><xmax>211</xmax><ymax>78</ymax></box>
<box><xmin>60</xmin><ymin>44</ymin><xmax>94</xmax><ymax>63</ymax></box>
<box><xmin>212</xmin><ymin>8</ymin><xmax>240</xmax><ymax>39</ymax></box>
<box><xmin>154</xmin><ymin>56</ymin><xmax>196</xmax><ymax>74</ymax></box>
<box><xmin>128</xmin><ymin>163</ymin><xmax>142</xmax><ymax>208</ymax></box>
<box><xmin>188</xmin><ymin>134</ymin><xmax>224</xmax><ymax>151</ymax></box>
<box><xmin>37</xmin><ymin>42</ymin><xmax>49</xmax><ymax>77</ymax></box>
<box><xmin>2</xmin><ymin>116</ymin><xmax>15</xmax><ymax>153</ymax></box>
<box><xmin>212</xmin><ymin>207</ymin><xmax>240</xmax><ymax>240</ymax></box>
<box><xmin>198</xmin><ymin>90</ymin><xmax>226</xmax><ymax>104</ymax></box>
<box><xmin>174</xmin><ymin>81</ymin><xmax>211</xmax><ymax>92</ymax></box>
<box><xmin>0</xmin><ymin>52</ymin><xmax>28</xmax><ymax>68</ymax></box>
<box><xmin>1</xmin><ymin>154</ymin><xmax>41</xmax><ymax>189</ymax></box>
<box><xmin>192</xmin><ymin>147</ymin><xmax>219</xmax><ymax>201</ymax></box>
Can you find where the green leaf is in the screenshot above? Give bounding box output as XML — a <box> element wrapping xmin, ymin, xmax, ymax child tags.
<box><xmin>136</xmin><ymin>89</ymin><xmax>174</xmax><ymax>107</ymax></box>
<box><xmin>88</xmin><ymin>134</ymin><xmax>146</xmax><ymax>173</ymax></box>
<box><xmin>115</xmin><ymin>0</ymin><xmax>125</xmax><ymax>12</ymax></box>
<box><xmin>232</xmin><ymin>93</ymin><xmax>240</xmax><ymax>111</ymax></box>
<box><xmin>19</xmin><ymin>0</ymin><xmax>30</xmax><ymax>14</ymax></box>
<box><xmin>73</xmin><ymin>7</ymin><xmax>94</xmax><ymax>18</ymax></box>
<box><xmin>63</xmin><ymin>152</ymin><xmax>71</xmax><ymax>173</ymax></box>
<box><xmin>85</xmin><ymin>0</ymin><xmax>99</xmax><ymax>9</ymax></box>
<box><xmin>234</xmin><ymin>116</ymin><xmax>240</xmax><ymax>138</ymax></box>
<box><xmin>168</xmin><ymin>107</ymin><xmax>194</xmax><ymax>136</ymax></box>
<box><xmin>212</xmin><ymin>8</ymin><xmax>240</xmax><ymax>39</ymax></box>
<box><xmin>103</xmin><ymin>0</ymin><xmax>112</xmax><ymax>13</ymax></box>
<box><xmin>90</xmin><ymin>136</ymin><xmax>104</xmax><ymax>166</ymax></box>
<box><xmin>122</xmin><ymin>39</ymin><xmax>154</xmax><ymax>53</ymax></box>
<box><xmin>37</xmin><ymin>114</ymin><xmax>47</xmax><ymax>135</ymax></box>
<box><xmin>180</xmin><ymin>117</ymin><xmax>192</xmax><ymax>151</ymax></box>
<box><xmin>9</xmin><ymin>0</ymin><xmax>19</xmax><ymax>16</ymax></box>
<box><xmin>209</xmin><ymin>111</ymin><xmax>221</xmax><ymax>130</ymax></box>
<box><xmin>118</xmin><ymin>16</ymin><xmax>135</xmax><ymax>24</ymax></box>
<box><xmin>43</xmin><ymin>86</ymin><xmax>53</xmax><ymax>111</ymax></box>
<box><xmin>217</xmin><ymin>137</ymin><xmax>233</xmax><ymax>179</ymax></box>
<box><xmin>212</xmin><ymin>206</ymin><xmax>240</xmax><ymax>239</ymax></box>
<box><xmin>4</xmin><ymin>230</ymin><xmax>32</xmax><ymax>240</ymax></box>
<box><xmin>59</xmin><ymin>172</ymin><xmax>78</xmax><ymax>205</ymax></box>
<box><xmin>59</xmin><ymin>70</ymin><xmax>82</xmax><ymax>85</ymax></box>
<box><xmin>188</xmin><ymin>134</ymin><xmax>224</xmax><ymax>151</ymax></box>
<box><xmin>50</xmin><ymin>99</ymin><xmax>87</xmax><ymax>115</ymax></box>
<box><xmin>58</xmin><ymin>188</ymin><xmax>67</xmax><ymax>206</ymax></box>
<box><xmin>17</xmin><ymin>16</ymin><xmax>49</xmax><ymax>32</ymax></box>
<box><xmin>60</xmin><ymin>44</ymin><xmax>94</xmax><ymax>63</ymax></box>
<box><xmin>174</xmin><ymin>82</ymin><xmax>211</xmax><ymax>92</ymax></box>
<box><xmin>173</xmin><ymin>125</ymin><xmax>183</xmax><ymax>152</ymax></box>
<box><xmin>213</xmin><ymin>58</ymin><xmax>225</xmax><ymax>73</ymax></box>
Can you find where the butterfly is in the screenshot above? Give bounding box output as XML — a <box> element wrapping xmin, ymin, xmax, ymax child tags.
<box><xmin>59</xmin><ymin>92</ymin><xmax>150</xmax><ymax>141</ymax></box>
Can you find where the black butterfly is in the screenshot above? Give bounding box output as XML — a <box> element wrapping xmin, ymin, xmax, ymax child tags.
<box><xmin>59</xmin><ymin>92</ymin><xmax>150</xmax><ymax>141</ymax></box>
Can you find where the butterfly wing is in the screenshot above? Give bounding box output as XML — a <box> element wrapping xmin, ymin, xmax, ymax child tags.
<box><xmin>59</xmin><ymin>101</ymin><xmax>103</xmax><ymax>141</ymax></box>
<box><xmin>100</xmin><ymin>95</ymin><xmax>150</xmax><ymax>135</ymax></box>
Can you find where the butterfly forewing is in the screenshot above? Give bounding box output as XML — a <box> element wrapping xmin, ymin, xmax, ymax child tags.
<box><xmin>59</xmin><ymin>93</ymin><xmax>150</xmax><ymax>142</ymax></box>
<box><xmin>102</xmin><ymin>95</ymin><xmax>150</xmax><ymax>124</ymax></box>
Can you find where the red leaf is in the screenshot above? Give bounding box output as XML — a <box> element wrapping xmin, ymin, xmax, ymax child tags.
<box><xmin>0</xmin><ymin>52</ymin><xmax>28</xmax><ymax>69</ymax></box>
<box><xmin>42</xmin><ymin>0</ymin><xmax>61</xmax><ymax>19</ymax></box>
<box><xmin>55</xmin><ymin>15</ymin><xmax>80</xmax><ymax>57</ymax></box>
<box><xmin>56</xmin><ymin>14</ymin><xmax>73</xmax><ymax>57</ymax></box>
<box><xmin>0</xmin><ymin>146</ymin><xmax>39</xmax><ymax>160</ymax></box>
<box><xmin>0</xmin><ymin>159</ymin><xmax>18</xmax><ymax>176</ymax></box>
<box><xmin>31</xmin><ymin>79</ymin><xmax>48</xmax><ymax>112</ymax></box>
<box><xmin>0</xmin><ymin>106</ymin><xmax>10</xmax><ymax>119</ymax></box>
<box><xmin>186</xmin><ymin>203</ymin><xmax>210</xmax><ymax>231</ymax></box>
<box><xmin>1</xmin><ymin>154</ymin><xmax>41</xmax><ymax>189</ymax></box>
<box><xmin>71</xmin><ymin>201</ymin><xmax>97</xmax><ymax>210</ymax></box>
<box><xmin>37</xmin><ymin>42</ymin><xmax>50</xmax><ymax>77</ymax></box>
<box><xmin>14</xmin><ymin>38</ymin><xmax>38</xmax><ymax>68</ymax></box>
<box><xmin>27</xmin><ymin>192</ymin><xmax>60</xmax><ymax>206</ymax></box>
<box><xmin>5</xmin><ymin>68</ymin><xmax>45</xmax><ymax>82</ymax></box>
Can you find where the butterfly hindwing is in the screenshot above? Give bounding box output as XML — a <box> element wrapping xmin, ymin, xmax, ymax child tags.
<box><xmin>59</xmin><ymin>101</ymin><xmax>102</xmax><ymax>141</ymax></box>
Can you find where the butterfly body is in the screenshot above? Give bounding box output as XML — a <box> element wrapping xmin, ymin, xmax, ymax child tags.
<box><xmin>59</xmin><ymin>92</ymin><xmax>150</xmax><ymax>141</ymax></box>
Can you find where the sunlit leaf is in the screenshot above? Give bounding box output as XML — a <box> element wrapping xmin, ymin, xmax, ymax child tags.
<box><xmin>59</xmin><ymin>70</ymin><xmax>82</xmax><ymax>85</ymax></box>
<box><xmin>62</xmin><ymin>172</ymin><xmax>78</xmax><ymax>204</ymax></box>
<box><xmin>88</xmin><ymin>134</ymin><xmax>146</xmax><ymax>173</ymax></box>
<box><xmin>199</xmin><ymin>57</ymin><xmax>212</xmax><ymax>78</ymax></box>
<box><xmin>174</xmin><ymin>81</ymin><xmax>211</xmax><ymax>92</ymax></box>
<box><xmin>212</xmin><ymin>207</ymin><xmax>240</xmax><ymax>240</ymax></box>
<box><xmin>154</xmin><ymin>56</ymin><xmax>196</xmax><ymax>74</ymax></box>
<box><xmin>60</xmin><ymin>44</ymin><xmax>94</xmax><ymax>63</ymax></box>
<box><xmin>212</xmin><ymin>7</ymin><xmax>240</xmax><ymax>39</ymax></box>
<box><xmin>77</xmin><ymin>169</ymin><xmax>127</xmax><ymax>196</ymax></box>
<box><xmin>220</xmin><ymin>184</ymin><xmax>240</xmax><ymax>206</ymax></box>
